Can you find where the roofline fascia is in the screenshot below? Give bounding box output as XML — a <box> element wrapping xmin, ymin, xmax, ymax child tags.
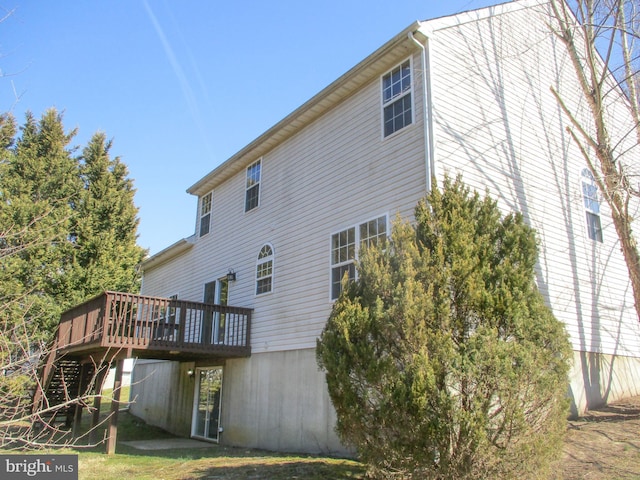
<box><xmin>187</xmin><ymin>21</ymin><xmax>422</xmax><ymax>197</ymax></box>
<box><xmin>139</xmin><ymin>236</ymin><xmax>195</xmax><ymax>271</ymax></box>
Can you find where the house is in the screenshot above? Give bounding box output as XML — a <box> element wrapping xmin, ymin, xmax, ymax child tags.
<box><xmin>45</xmin><ymin>0</ymin><xmax>640</xmax><ymax>455</ymax></box>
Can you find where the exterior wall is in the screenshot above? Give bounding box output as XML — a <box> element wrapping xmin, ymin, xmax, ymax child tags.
<box><xmin>221</xmin><ymin>349</ymin><xmax>347</xmax><ymax>455</ymax></box>
<box><xmin>129</xmin><ymin>360</ymin><xmax>196</xmax><ymax>437</ymax></box>
<box><xmin>128</xmin><ymin>351</ymin><xmax>347</xmax><ymax>455</ymax></box>
<box><xmin>138</xmin><ymin>51</ymin><xmax>427</xmax><ymax>452</ymax></box>
<box><xmin>132</xmin><ymin>0</ymin><xmax>640</xmax><ymax>454</ymax></box>
<box><xmin>426</xmin><ymin>1</ymin><xmax>640</xmax><ymax>410</ymax></box>
<box><xmin>141</xmin><ymin>49</ymin><xmax>427</xmax><ymax>354</ymax></box>
<box><xmin>569</xmin><ymin>351</ymin><xmax>640</xmax><ymax>416</ymax></box>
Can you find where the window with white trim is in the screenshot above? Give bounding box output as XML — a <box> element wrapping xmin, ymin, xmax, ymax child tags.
<box><xmin>382</xmin><ymin>59</ymin><xmax>413</xmax><ymax>137</ymax></box>
<box><xmin>199</xmin><ymin>192</ymin><xmax>212</xmax><ymax>237</ymax></box>
<box><xmin>331</xmin><ymin>215</ymin><xmax>387</xmax><ymax>300</ymax></box>
<box><xmin>581</xmin><ymin>168</ymin><xmax>603</xmax><ymax>242</ymax></box>
<box><xmin>256</xmin><ymin>244</ymin><xmax>274</xmax><ymax>295</ymax></box>
<box><xmin>245</xmin><ymin>159</ymin><xmax>261</xmax><ymax>212</ymax></box>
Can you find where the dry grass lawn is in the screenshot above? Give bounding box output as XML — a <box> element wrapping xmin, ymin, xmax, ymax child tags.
<box><xmin>561</xmin><ymin>395</ymin><xmax>640</xmax><ymax>480</ymax></box>
<box><xmin>8</xmin><ymin>395</ymin><xmax>640</xmax><ymax>479</ymax></box>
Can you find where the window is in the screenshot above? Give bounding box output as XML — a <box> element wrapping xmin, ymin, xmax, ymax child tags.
<box><xmin>245</xmin><ymin>159</ymin><xmax>261</xmax><ymax>212</ymax></box>
<box><xmin>382</xmin><ymin>59</ymin><xmax>412</xmax><ymax>137</ymax></box>
<box><xmin>199</xmin><ymin>192</ymin><xmax>212</xmax><ymax>237</ymax></box>
<box><xmin>582</xmin><ymin>168</ymin><xmax>603</xmax><ymax>242</ymax></box>
<box><xmin>256</xmin><ymin>244</ymin><xmax>274</xmax><ymax>295</ymax></box>
<box><xmin>360</xmin><ymin>216</ymin><xmax>387</xmax><ymax>249</ymax></box>
<box><xmin>331</xmin><ymin>216</ymin><xmax>387</xmax><ymax>299</ymax></box>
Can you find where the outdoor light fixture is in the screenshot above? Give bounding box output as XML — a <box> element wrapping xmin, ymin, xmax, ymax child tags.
<box><xmin>226</xmin><ymin>269</ymin><xmax>237</xmax><ymax>282</ymax></box>
<box><xmin>187</xmin><ymin>369</ymin><xmax>195</xmax><ymax>377</ymax></box>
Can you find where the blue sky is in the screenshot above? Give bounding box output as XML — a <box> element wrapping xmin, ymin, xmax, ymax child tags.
<box><xmin>3</xmin><ymin>0</ymin><xmax>498</xmax><ymax>256</ymax></box>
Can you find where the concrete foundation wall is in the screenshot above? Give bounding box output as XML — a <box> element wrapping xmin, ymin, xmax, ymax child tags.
<box><xmin>569</xmin><ymin>350</ymin><xmax>640</xmax><ymax>417</ymax></box>
<box><xmin>221</xmin><ymin>348</ymin><xmax>347</xmax><ymax>456</ymax></box>
<box><xmin>128</xmin><ymin>348</ymin><xmax>640</xmax><ymax>456</ymax></box>
<box><xmin>129</xmin><ymin>360</ymin><xmax>196</xmax><ymax>437</ymax></box>
<box><xmin>129</xmin><ymin>350</ymin><xmax>347</xmax><ymax>455</ymax></box>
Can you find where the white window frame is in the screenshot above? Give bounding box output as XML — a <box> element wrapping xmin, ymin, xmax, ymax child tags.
<box><xmin>256</xmin><ymin>243</ymin><xmax>274</xmax><ymax>295</ymax></box>
<box><xmin>381</xmin><ymin>58</ymin><xmax>413</xmax><ymax>138</ymax></box>
<box><xmin>199</xmin><ymin>191</ymin><xmax>213</xmax><ymax>237</ymax></box>
<box><xmin>581</xmin><ymin>168</ymin><xmax>603</xmax><ymax>242</ymax></box>
<box><xmin>245</xmin><ymin>159</ymin><xmax>262</xmax><ymax>212</ymax></box>
<box><xmin>330</xmin><ymin>214</ymin><xmax>388</xmax><ymax>300</ymax></box>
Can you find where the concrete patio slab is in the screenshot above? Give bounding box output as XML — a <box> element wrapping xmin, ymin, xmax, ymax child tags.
<box><xmin>120</xmin><ymin>438</ymin><xmax>215</xmax><ymax>450</ymax></box>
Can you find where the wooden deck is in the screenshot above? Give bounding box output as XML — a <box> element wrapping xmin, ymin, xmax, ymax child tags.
<box><xmin>54</xmin><ymin>291</ymin><xmax>253</xmax><ymax>360</ymax></box>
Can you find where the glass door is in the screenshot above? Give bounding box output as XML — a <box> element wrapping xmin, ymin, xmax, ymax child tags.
<box><xmin>214</xmin><ymin>278</ymin><xmax>228</xmax><ymax>343</ymax></box>
<box><xmin>202</xmin><ymin>278</ymin><xmax>228</xmax><ymax>344</ymax></box>
<box><xmin>192</xmin><ymin>367</ymin><xmax>223</xmax><ymax>442</ymax></box>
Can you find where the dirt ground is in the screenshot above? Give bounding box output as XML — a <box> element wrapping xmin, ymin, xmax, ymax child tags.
<box><xmin>561</xmin><ymin>395</ymin><xmax>640</xmax><ymax>479</ymax></box>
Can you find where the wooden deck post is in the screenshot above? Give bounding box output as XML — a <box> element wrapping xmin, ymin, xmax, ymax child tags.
<box><xmin>70</xmin><ymin>362</ymin><xmax>92</xmax><ymax>438</ymax></box>
<box><xmin>105</xmin><ymin>358</ymin><xmax>124</xmax><ymax>455</ymax></box>
<box><xmin>90</xmin><ymin>365</ymin><xmax>109</xmax><ymax>445</ymax></box>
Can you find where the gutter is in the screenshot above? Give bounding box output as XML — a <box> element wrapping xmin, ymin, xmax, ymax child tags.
<box><xmin>139</xmin><ymin>236</ymin><xmax>195</xmax><ymax>272</ymax></box>
<box><xmin>409</xmin><ymin>29</ymin><xmax>435</xmax><ymax>194</ymax></box>
<box><xmin>187</xmin><ymin>21</ymin><xmax>422</xmax><ymax>197</ymax></box>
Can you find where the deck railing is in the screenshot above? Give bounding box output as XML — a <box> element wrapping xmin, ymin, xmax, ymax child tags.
<box><xmin>55</xmin><ymin>292</ymin><xmax>252</xmax><ymax>358</ymax></box>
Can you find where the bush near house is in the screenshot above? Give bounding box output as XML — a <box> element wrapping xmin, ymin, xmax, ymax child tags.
<box><xmin>317</xmin><ymin>175</ymin><xmax>572</xmax><ymax>479</ymax></box>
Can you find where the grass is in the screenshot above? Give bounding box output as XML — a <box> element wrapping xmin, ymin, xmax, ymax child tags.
<box><xmin>70</xmin><ymin>412</ymin><xmax>365</xmax><ymax>480</ymax></box>
<box><xmin>77</xmin><ymin>450</ymin><xmax>364</xmax><ymax>480</ymax></box>
<box><xmin>18</xmin><ymin>393</ymin><xmax>640</xmax><ymax>479</ymax></box>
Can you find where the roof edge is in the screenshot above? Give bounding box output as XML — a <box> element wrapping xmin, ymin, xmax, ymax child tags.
<box><xmin>187</xmin><ymin>21</ymin><xmax>422</xmax><ymax>197</ymax></box>
<box><xmin>140</xmin><ymin>236</ymin><xmax>195</xmax><ymax>271</ymax></box>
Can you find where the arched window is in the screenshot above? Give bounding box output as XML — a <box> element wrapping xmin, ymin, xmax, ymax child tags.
<box><xmin>581</xmin><ymin>168</ymin><xmax>603</xmax><ymax>242</ymax></box>
<box><xmin>256</xmin><ymin>244</ymin><xmax>274</xmax><ymax>295</ymax></box>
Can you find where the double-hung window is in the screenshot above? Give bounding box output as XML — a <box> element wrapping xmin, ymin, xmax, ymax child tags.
<box><xmin>581</xmin><ymin>168</ymin><xmax>603</xmax><ymax>242</ymax></box>
<box><xmin>199</xmin><ymin>192</ymin><xmax>212</xmax><ymax>237</ymax></box>
<box><xmin>382</xmin><ymin>59</ymin><xmax>413</xmax><ymax>137</ymax></box>
<box><xmin>245</xmin><ymin>159</ymin><xmax>261</xmax><ymax>212</ymax></box>
<box><xmin>331</xmin><ymin>215</ymin><xmax>387</xmax><ymax>300</ymax></box>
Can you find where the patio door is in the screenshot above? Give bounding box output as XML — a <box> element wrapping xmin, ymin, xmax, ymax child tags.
<box><xmin>191</xmin><ymin>367</ymin><xmax>223</xmax><ymax>442</ymax></box>
<box><xmin>203</xmin><ymin>278</ymin><xmax>228</xmax><ymax>344</ymax></box>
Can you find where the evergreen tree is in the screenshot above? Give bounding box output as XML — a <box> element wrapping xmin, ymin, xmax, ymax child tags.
<box><xmin>0</xmin><ymin>109</ymin><xmax>145</xmax><ymax>342</ymax></box>
<box><xmin>1</xmin><ymin>110</ymin><xmax>81</xmax><ymax>339</ymax></box>
<box><xmin>0</xmin><ymin>108</ymin><xmax>145</xmax><ymax>447</ymax></box>
<box><xmin>70</xmin><ymin>132</ymin><xmax>146</xmax><ymax>301</ymax></box>
<box><xmin>317</xmin><ymin>175</ymin><xmax>572</xmax><ymax>479</ymax></box>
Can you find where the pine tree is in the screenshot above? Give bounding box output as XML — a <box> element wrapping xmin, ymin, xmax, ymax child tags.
<box><xmin>1</xmin><ymin>110</ymin><xmax>81</xmax><ymax>338</ymax></box>
<box><xmin>0</xmin><ymin>110</ymin><xmax>146</xmax><ymax>447</ymax></box>
<box><xmin>317</xmin><ymin>175</ymin><xmax>572</xmax><ymax>479</ymax></box>
<box><xmin>70</xmin><ymin>132</ymin><xmax>146</xmax><ymax>302</ymax></box>
<box><xmin>0</xmin><ymin>109</ymin><xmax>145</xmax><ymax>341</ymax></box>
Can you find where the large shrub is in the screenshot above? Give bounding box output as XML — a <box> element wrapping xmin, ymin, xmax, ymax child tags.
<box><xmin>317</xmin><ymin>176</ymin><xmax>572</xmax><ymax>479</ymax></box>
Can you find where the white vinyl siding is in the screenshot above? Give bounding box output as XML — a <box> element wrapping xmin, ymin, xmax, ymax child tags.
<box><xmin>428</xmin><ymin>2</ymin><xmax>640</xmax><ymax>356</ymax></box>
<box><xmin>141</xmin><ymin>55</ymin><xmax>426</xmax><ymax>353</ymax></box>
<box><xmin>141</xmin><ymin>1</ymin><xmax>640</xmax><ymax>359</ymax></box>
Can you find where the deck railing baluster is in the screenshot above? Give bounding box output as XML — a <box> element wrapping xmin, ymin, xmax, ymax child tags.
<box><xmin>52</xmin><ymin>292</ymin><xmax>252</xmax><ymax>358</ymax></box>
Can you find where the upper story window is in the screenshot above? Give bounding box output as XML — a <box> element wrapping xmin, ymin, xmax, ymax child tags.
<box><xmin>199</xmin><ymin>192</ymin><xmax>212</xmax><ymax>237</ymax></box>
<box><xmin>582</xmin><ymin>168</ymin><xmax>603</xmax><ymax>242</ymax></box>
<box><xmin>256</xmin><ymin>244</ymin><xmax>274</xmax><ymax>295</ymax></box>
<box><xmin>331</xmin><ymin>215</ymin><xmax>387</xmax><ymax>300</ymax></box>
<box><xmin>245</xmin><ymin>159</ymin><xmax>262</xmax><ymax>212</ymax></box>
<box><xmin>382</xmin><ymin>59</ymin><xmax>413</xmax><ymax>137</ymax></box>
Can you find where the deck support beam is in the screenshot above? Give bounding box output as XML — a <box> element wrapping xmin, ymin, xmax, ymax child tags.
<box><xmin>106</xmin><ymin>358</ymin><xmax>124</xmax><ymax>455</ymax></box>
<box><xmin>90</xmin><ymin>365</ymin><xmax>109</xmax><ymax>445</ymax></box>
